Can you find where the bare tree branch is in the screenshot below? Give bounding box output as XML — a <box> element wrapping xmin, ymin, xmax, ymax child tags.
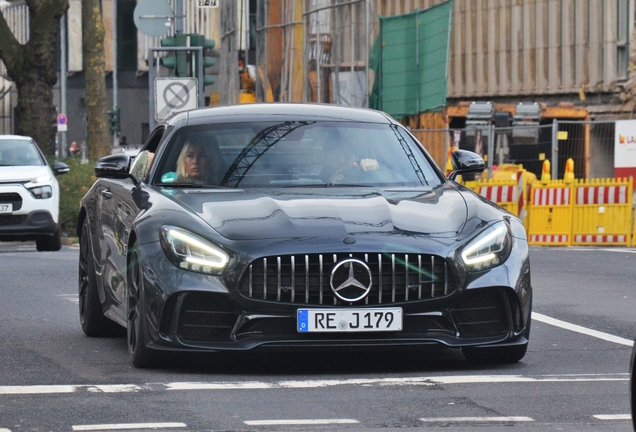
<box><xmin>0</xmin><ymin>9</ymin><xmax>22</xmax><ymax>77</ymax></box>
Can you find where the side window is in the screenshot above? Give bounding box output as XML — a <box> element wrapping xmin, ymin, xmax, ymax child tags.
<box><xmin>129</xmin><ymin>150</ymin><xmax>155</xmax><ymax>180</ymax></box>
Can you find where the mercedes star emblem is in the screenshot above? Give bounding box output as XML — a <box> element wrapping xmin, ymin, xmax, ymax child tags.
<box><xmin>330</xmin><ymin>258</ymin><xmax>373</xmax><ymax>302</ymax></box>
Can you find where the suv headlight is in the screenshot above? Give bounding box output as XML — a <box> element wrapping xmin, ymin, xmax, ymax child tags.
<box><xmin>160</xmin><ymin>226</ymin><xmax>229</xmax><ymax>275</ymax></box>
<box><xmin>28</xmin><ymin>185</ymin><xmax>53</xmax><ymax>199</ymax></box>
<box><xmin>460</xmin><ymin>221</ymin><xmax>512</xmax><ymax>272</ymax></box>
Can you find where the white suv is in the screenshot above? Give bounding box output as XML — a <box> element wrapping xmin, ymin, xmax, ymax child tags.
<box><xmin>0</xmin><ymin>135</ymin><xmax>70</xmax><ymax>251</ymax></box>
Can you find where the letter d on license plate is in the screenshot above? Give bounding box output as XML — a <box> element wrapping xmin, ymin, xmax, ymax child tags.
<box><xmin>297</xmin><ymin>308</ymin><xmax>402</xmax><ymax>333</ymax></box>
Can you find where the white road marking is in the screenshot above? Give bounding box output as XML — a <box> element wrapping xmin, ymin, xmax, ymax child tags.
<box><xmin>594</xmin><ymin>414</ymin><xmax>632</xmax><ymax>420</ymax></box>
<box><xmin>0</xmin><ymin>385</ymin><xmax>76</xmax><ymax>394</ymax></box>
<box><xmin>244</xmin><ymin>419</ymin><xmax>359</xmax><ymax>426</ymax></box>
<box><xmin>72</xmin><ymin>423</ymin><xmax>186</xmax><ymax>431</ymax></box>
<box><xmin>58</xmin><ymin>294</ymin><xmax>79</xmax><ymax>305</ymax></box>
<box><xmin>0</xmin><ymin>374</ymin><xmax>627</xmax><ymax>395</ymax></box>
<box><xmin>420</xmin><ymin>416</ymin><xmax>534</xmax><ymax>422</ymax></box>
<box><xmin>0</xmin><ymin>428</ymin><xmax>12</xmax><ymax>432</ymax></box>
<box><xmin>532</xmin><ymin>312</ymin><xmax>634</xmax><ymax>346</ymax></box>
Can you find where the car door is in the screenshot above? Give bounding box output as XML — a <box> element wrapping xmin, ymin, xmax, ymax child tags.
<box><xmin>104</xmin><ymin>127</ymin><xmax>166</xmax><ymax>321</ymax></box>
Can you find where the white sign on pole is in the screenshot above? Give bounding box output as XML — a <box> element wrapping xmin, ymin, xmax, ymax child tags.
<box><xmin>197</xmin><ymin>0</ymin><xmax>219</xmax><ymax>7</ymax></box>
<box><xmin>614</xmin><ymin>119</ymin><xmax>636</xmax><ymax>178</ymax></box>
<box><xmin>154</xmin><ymin>78</ymin><xmax>199</xmax><ymax>122</ymax></box>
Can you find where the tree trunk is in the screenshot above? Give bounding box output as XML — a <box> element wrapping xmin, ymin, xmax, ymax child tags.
<box><xmin>82</xmin><ymin>0</ymin><xmax>109</xmax><ymax>160</ymax></box>
<box><xmin>0</xmin><ymin>0</ymin><xmax>69</xmax><ymax>158</ymax></box>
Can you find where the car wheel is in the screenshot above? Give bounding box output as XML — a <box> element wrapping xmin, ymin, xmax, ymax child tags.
<box><xmin>36</xmin><ymin>226</ymin><xmax>62</xmax><ymax>252</ymax></box>
<box><xmin>462</xmin><ymin>316</ymin><xmax>531</xmax><ymax>364</ymax></box>
<box><xmin>78</xmin><ymin>220</ymin><xmax>123</xmax><ymax>337</ymax></box>
<box><xmin>127</xmin><ymin>242</ymin><xmax>161</xmax><ymax>368</ymax></box>
<box><xmin>630</xmin><ymin>336</ymin><xmax>636</xmax><ymax>430</ymax></box>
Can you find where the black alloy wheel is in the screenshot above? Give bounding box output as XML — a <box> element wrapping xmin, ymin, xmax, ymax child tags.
<box><xmin>127</xmin><ymin>242</ymin><xmax>160</xmax><ymax>368</ymax></box>
<box><xmin>78</xmin><ymin>219</ymin><xmax>122</xmax><ymax>336</ymax></box>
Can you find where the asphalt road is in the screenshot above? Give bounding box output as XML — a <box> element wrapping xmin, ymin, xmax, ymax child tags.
<box><xmin>0</xmin><ymin>241</ymin><xmax>635</xmax><ymax>432</ymax></box>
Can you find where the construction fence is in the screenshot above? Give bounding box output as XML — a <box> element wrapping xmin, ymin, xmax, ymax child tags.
<box><xmin>414</xmin><ymin>119</ymin><xmax>636</xmax><ymax>247</ymax></box>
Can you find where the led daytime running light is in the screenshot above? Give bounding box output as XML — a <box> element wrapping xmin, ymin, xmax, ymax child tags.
<box><xmin>167</xmin><ymin>228</ymin><xmax>229</xmax><ymax>269</ymax></box>
<box><xmin>462</xmin><ymin>224</ymin><xmax>507</xmax><ymax>265</ymax></box>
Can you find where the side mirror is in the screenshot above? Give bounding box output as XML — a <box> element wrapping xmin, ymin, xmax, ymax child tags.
<box><xmin>95</xmin><ymin>154</ymin><xmax>132</xmax><ymax>178</ymax></box>
<box><xmin>448</xmin><ymin>149</ymin><xmax>485</xmax><ymax>181</ymax></box>
<box><xmin>51</xmin><ymin>161</ymin><xmax>70</xmax><ymax>176</ymax></box>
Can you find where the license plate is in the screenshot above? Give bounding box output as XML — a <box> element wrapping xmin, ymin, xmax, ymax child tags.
<box><xmin>0</xmin><ymin>203</ymin><xmax>12</xmax><ymax>213</ymax></box>
<box><xmin>297</xmin><ymin>308</ymin><xmax>402</xmax><ymax>333</ymax></box>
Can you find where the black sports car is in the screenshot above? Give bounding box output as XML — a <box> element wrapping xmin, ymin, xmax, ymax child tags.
<box><xmin>78</xmin><ymin>103</ymin><xmax>532</xmax><ymax>368</ymax></box>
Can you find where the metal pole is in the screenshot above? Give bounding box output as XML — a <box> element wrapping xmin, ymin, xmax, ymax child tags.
<box><xmin>149</xmin><ymin>48</ymin><xmax>155</xmax><ymax>131</ymax></box>
<box><xmin>302</xmin><ymin>0</ymin><xmax>307</xmax><ymax>102</ymax></box>
<box><xmin>365</xmin><ymin>0</ymin><xmax>369</xmax><ymax>107</ymax></box>
<box><xmin>176</xmin><ymin>0</ymin><xmax>184</xmax><ymax>33</ymax></box>
<box><xmin>60</xmin><ymin>12</ymin><xmax>67</xmax><ymax>158</ymax></box>
<box><xmin>551</xmin><ymin>119</ymin><xmax>559</xmax><ymax>180</ymax></box>
<box><xmin>112</xmin><ymin>0</ymin><xmax>118</xmax><ymax>147</ymax></box>
<box><xmin>487</xmin><ymin>124</ymin><xmax>495</xmax><ymax>178</ymax></box>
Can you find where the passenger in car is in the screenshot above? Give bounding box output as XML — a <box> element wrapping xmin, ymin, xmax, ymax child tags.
<box><xmin>320</xmin><ymin>146</ymin><xmax>379</xmax><ymax>184</ymax></box>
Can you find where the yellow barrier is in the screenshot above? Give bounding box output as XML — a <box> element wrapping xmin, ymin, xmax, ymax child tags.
<box><xmin>571</xmin><ymin>178</ymin><xmax>633</xmax><ymax>246</ymax></box>
<box><xmin>527</xmin><ymin>180</ymin><xmax>574</xmax><ymax>246</ymax></box>
<box><xmin>472</xmin><ymin>170</ymin><xmax>527</xmax><ymax>223</ymax></box>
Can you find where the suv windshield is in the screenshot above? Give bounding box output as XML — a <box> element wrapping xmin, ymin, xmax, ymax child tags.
<box><xmin>0</xmin><ymin>139</ymin><xmax>46</xmax><ymax>167</ymax></box>
<box><xmin>154</xmin><ymin>121</ymin><xmax>442</xmax><ymax>188</ymax></box>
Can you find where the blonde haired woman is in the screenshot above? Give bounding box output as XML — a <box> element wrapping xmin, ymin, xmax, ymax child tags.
<box><xmin>175</xmin><ymin>138</ymin><xmax>225</xmax><ymax>184</ymax></box>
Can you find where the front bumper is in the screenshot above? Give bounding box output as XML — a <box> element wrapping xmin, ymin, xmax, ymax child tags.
<box><xmin>0</xmin><ymin>210</ymin><xmax>58</xmax><ymax>239</ymax></box>
<box><xmin>136</xmin><ymin>240</ymin><xmax>532</xmax><ymax>353</ymax></box>
<box><xmin>0</xmin><ymin>183</ymin><xmax>59</xmax><ymax>239</ymax></box>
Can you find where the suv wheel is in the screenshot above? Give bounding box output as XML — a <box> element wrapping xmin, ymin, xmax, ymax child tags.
<box><xmin>36</xmin><ymin>226</ymin><xmax>62</xmax><ymax>252</ymax></box>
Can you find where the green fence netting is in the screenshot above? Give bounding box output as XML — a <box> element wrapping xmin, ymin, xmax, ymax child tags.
<box><xmin>370</xmin><ymin>0</ymin><xmax>453</xmax><ymax>118</ymax></box>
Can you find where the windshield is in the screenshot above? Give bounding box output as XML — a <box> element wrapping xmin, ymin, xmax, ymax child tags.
<box><xmin>0</xmin><ymin>139</ymin><xmax>46</xmax><ymax>167</ymax></box>
<box><xmin>153</xmin><ymin>121</ymin><xmax>442</xmax><ymax>188</ymax></box>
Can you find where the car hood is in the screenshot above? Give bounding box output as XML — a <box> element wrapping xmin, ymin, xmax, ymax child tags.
<box><xmin>0</xmin><ymin>165</ymin><xmax>51</xmax><ymax>182</ymax></box>
<box><xmin>164</xmin><ymin>185</ymin><xmax>469</xmax><ymax>240</ymax></box>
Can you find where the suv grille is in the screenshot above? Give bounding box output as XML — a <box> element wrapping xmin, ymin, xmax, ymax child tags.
<box><xmin>239</xmin><ymin>253</ymin><xmax>457</xmax><ymax>305</ymax></box>
<box><xmin>0</xmin><ymin>193</ymin><xmax>22</xmax><ymax>211</ymax></box>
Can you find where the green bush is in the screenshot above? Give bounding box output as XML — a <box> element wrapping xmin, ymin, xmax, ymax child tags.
<box><xmin>57</xmin><ymin>158</ymin><xmax>97</xmax><ymax>237</ymax></box>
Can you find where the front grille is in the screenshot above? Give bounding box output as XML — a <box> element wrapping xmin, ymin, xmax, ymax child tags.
<box><xmin>0</xmin><ymin>192</ymin><xmax>22</xmax><ymax>211</ymax></box>
<box><xmin>176</xmin><ymin>293</ymin><xmax>238</xmax><ymax>343</ymax></box>
<box><xmin>451</xmin><ymin>290</ymin><xmax>508</xmax><ymax>338</ymax></box>
<box><xmin>0</xmin><ymin>214</ymin><xmax>25</xmax><ymax>226</ymax></box>
<box><xmin>238</xmin><ymin>253</ymin><xmax>457</xmax><ymax>305</ymax></box>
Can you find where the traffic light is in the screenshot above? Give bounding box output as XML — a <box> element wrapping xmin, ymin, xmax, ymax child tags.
<box><xmin>160</xmin><ymin>33</ymin><xmax>188</xmax><ymax>77</ymax></box>
<box><xmin>189</xmin><ymin>34</ymin><xmax>217</xmax><ymax>86</ymax></box>
<box><xmin>108</xmin><ymin>108</ymin><xmax>120</xmax><ymax>135</ymax></box>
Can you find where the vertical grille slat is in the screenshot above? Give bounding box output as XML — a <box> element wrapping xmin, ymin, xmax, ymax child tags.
<box><xmin>304</xmin><ymin>255</ymin><xmax>309</xmax><ymax>304</ymax></box>
<box><xmin>239</xmin><ymin>253</ymin><xmax>457</xmax><ymax>306</ymax></box>
<box><xmin>431</xmin><ymin>255</ymin><xmax>435</xmax><ymax>298</ymax></box>
<box><xmin>418</xmin><ymin>255</ymin><xmax>422</xmax><ymax>300</ymax></box>
<box><xmin>319</xmin><ymin>254</ymin><xmax>324</xmax><ymax>305</ymax></box>
<box><xmin>378</xmin><ymin>253</ymin><xmax>383</xmax><ymax>304</ymax></box>
<box><xmin>276</xmin><ymin>257</ymin><xmax>282</xmax><ymax>301</ymax></box>
<box><xmin>391</xmin><ymin>254</ymin><xmax>396</xmax><ymax>303</ymax></box>
<box><xmin>263</xmin><ymin>257</ymin><xmax>267</xmax><ymax>300</ymax></box>
<box><xmin>404</xmin><ymin>254</ymin><xmax>409</xmax><ymax>301</ymax></box>
<box><xmin>291</xmin><ymin>255</ymin><xmax>296</xmax><ymax>303</ymax></box>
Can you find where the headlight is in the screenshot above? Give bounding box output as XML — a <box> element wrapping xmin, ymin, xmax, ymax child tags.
<box><xmin>28</xmin><ymin>185</ymin><xmax>52</xmax><ymax>199</ymax></box>
<box><xmin>460</xmin><ymin>222</ymin><xmax>511</xmax><ymax>272</ymax></box>
<box><xmin>160</xmin><ymin>225</ymin><xmax>229</xmax><ymax>275</ymax></box>
<box><xmin>32</xmin><ymin>175</ymin><xmax>50</xmax><ymax>183</ymax></box>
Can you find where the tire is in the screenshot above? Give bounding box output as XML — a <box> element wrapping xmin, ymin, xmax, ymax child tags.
<box><xmin>127</xmin><ymin>242</ymin><xmax>162</xmax><ymax>368</ymax></box>
<box><xmin>78</xmin><ymin>220</ymin><xmax>123</xmax><ymax>337</ymax></box>
<box><xmin>462</xmin><ymin>316</ymin><xmax>531</xmax><ymax>364</ymax></box>
<box><xmin>36</xmin><ymin>226</ymin><xmax>62</xmax><ymax>252</ymax></box>
<box><xmin>630</xmin><ymin>336</ymin><xmax>636</xmax><ymax>431</ymax></box>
